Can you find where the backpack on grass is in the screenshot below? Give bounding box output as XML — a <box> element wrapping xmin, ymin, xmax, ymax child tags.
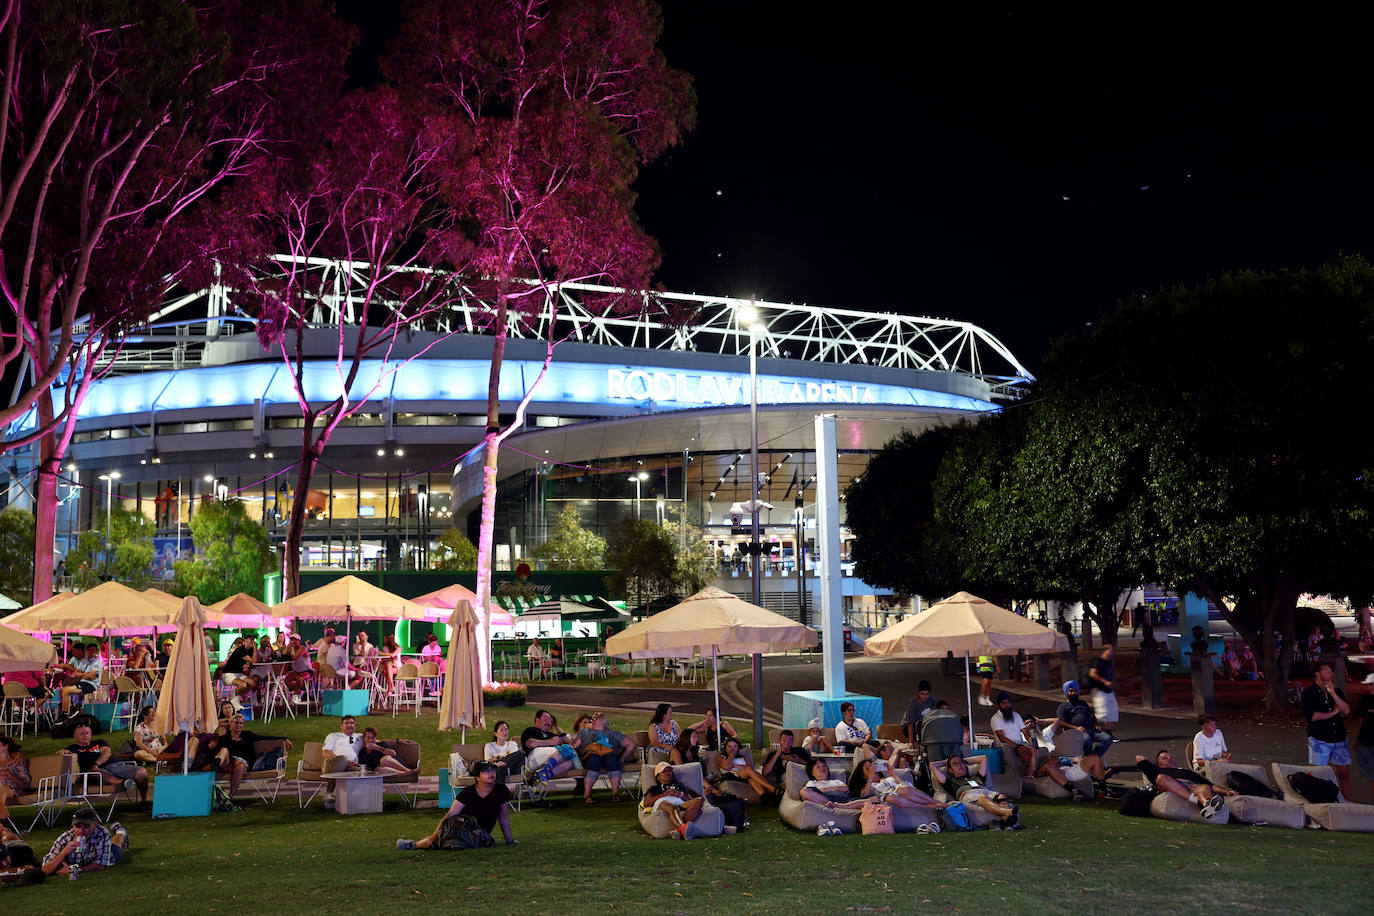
<box><xmin>436</xmin><ymin>814</ymin><xmax>494</xmax><ymax>850</ymax></box>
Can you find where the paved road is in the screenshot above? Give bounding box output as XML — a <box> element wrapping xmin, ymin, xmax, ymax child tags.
<box><xmin>534</xmin><ymin>652</ymin><xmax>1374</xmax><ymax>803</ymax></box>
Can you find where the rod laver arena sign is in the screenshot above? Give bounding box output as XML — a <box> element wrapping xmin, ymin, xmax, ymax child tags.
<box><xmin>607</xmin><ymin>368</ymin><xmax>877</xmax><ymax>406</ymax></box>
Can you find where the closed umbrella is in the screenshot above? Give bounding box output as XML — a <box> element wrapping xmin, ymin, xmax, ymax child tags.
<box><xmin>154</xmin><ymin>596</ymin><xmax>218</xmax><ymax>773</ymax></box>
<box><xmin>0</xmin><ymin>623</ymin><xmax>58</xmax><ymax>672</ymax></box>
<box><xmin>438</xmin><ymin>599</ymin><xmax>484</xmax><ymax>741</ymax></box>
<box><xmin>863</xmin><ymin>590</ymin><xmax>1068</xmax><ymax>725</ymax></box>
<box><xmin>605</xmin><ymin>586</ymin><xmax>818</xmax><ymax>742</ymax></box>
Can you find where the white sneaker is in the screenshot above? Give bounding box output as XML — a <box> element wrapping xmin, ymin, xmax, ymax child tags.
<box><xmin>1201</xmin><ymin>796</ymin><xmax>1224</xmax><ymax>819</ymax></box>
<box><xmin>978</xmin><ymin>696</ymin><xmax>994</xmax><ymax>706</ymax></box>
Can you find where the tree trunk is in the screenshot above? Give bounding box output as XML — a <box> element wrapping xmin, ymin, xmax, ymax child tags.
<box><xmin>30</xmin><ymin>391</ymin><xmax>58</xmax><ymax>604</ymax></box>
<box><xmin>474</xmin><ymin>436</ymin><xmax>499</xmax><ymax>686</ymax></box>
<box><xmin>1199</xmin><ymin>576</ymin><xmax>1299</xmax><ymax>711</ymax></box>
<box><xmin>283</xmin><ymin>434</ymin><xmax>325</xmax><ymax>600</ymax></box>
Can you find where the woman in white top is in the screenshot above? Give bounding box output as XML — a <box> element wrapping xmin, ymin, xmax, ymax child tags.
<box><xmin>131</xmin><ymin>705</ymin><xmax>169</xmax><ymax>764</ymax></box>
<box><xmin>800</xmin><ymin>758</ymin><xmax>866</xmax><ymax>810</ymax></box>
<box><xmin>483</xmin><ymin>721</ymin><xmax>526</xmax><ymax>781</ymax></box>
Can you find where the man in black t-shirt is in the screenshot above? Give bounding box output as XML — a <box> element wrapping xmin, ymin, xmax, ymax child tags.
<box><xmin>1135</xmin><ymin>750</ymin><xmax>1235</xmax><ymax>819</ymax></box>
<box><xmin>760</xmin><ymin>729</ymin><xmax>811</xmax><ymax>785</ymax></box>
<box><xmin>1354</xmin><ymin>693</ymin><xmax>1374</xmax><ymax>796</ymax></box>
<box><xmin>213</xmin><ymin>713</ymin><xmax>293</xmax><ymax>800</ymax></box>
<box><xmin>218</xmin><ymin>637</ymin><xmax>261</xmax><ymax>705</ymax></box>
<box><xmin>1301</xmin><ymin>663</ymin><xmax>1352</xmax><ymax>799</ymax></box>
<box><xmin>63</xmin><ymin>723</ymin><xmax>149</xmax><ymax>804</ymax></box>
<box><xmin>521</xmin><ymin>709</ymin><xmax>577</xmax><ymax>783</ymax></box>
<box><xmin>398</xmin><ymin>761</ymin><xmax>514</xmax><ymax>849</ymax></box>
<box><xmin>1086</xmin><ymin>645</ymin><xmax>1118</xmax><ymax>733</ymax></box>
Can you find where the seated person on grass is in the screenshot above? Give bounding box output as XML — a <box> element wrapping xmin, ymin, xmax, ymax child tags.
<box><xmin>834</xmin><ymin>702</ymin><xmax>880</xmax><ymax>753</ymax></box>
<box><xmin>1192</xmin><ymin>714</ymin><xmax>1231</xmax><ymax>770</ymax></box>
<box><xmin>687</xmin><ymin>707</ymin><xmax>738</xmax><ymax>750</ymax></box>
<box><xmin>573</xmin><ymin>711</ymin><xmax>637</xmax><ymax>803</ymax></box>
<box><xmin>397</xmin><ymin>761</ymin><xmax>514</xmax><ymax>850</ymax></box>
<box><xmin>849</xmin><ymin>758</ymin><xmax>946</xmax><ymax>813</ymax></box>
<box><xmin>801</xmin><ymin>717</ymin><xmax>834</xmax><ymax>753</ymax></box>
<box><xmin>215</xmin><ymin>713</ymin><xmax>293</xmax><ymax>796</ymax></box>
<box><xmin>1135</xmin><ymin>750</ymin><xmax>1235</xmax><ymax>819</ymax></box>
<box><xmin>931</xmin><ymin>754</ymin><xmax>1017</xmax><ymax>821</ymax></box>
<box><xmin>800</xmin><ymin>758</ymin><xmax>868</xmax><ymax>812</ymax></box>
<box><xmin>671</xmin><ymin>728</ymin><xmax>705</xmax><ymax>766</ymax></box>
<box><xmin>63</xmin><ymin>723</ymin><xmax>148</xmax><ymax>805</ymax></box>
<box><xmin>358</xmin><ymin>727</ymin><xmax>414</xmax><ymax>774</ymax></box>
<box><xmin>641</xmin><ymin>761</ymin><xmax>710</xmax><ymax>839</ymax></box>
<box><xmin>712</xmin><ymin>736</ymin><xmax>778</xmax><ymax>798</ymax></box>
<box><xmin>522</xmin><ymin>708</ymin><xmax>579</xmax><ymax>784</ymax></box>
<box><xmin>760</xmin><ymin>729</ymin><xmax>812</xmax><ymax>785</ymax></box>
<box><xmin>41</xmin><ymin>808</ymin><xmax>128</xmax><ymax>877</ymax></box>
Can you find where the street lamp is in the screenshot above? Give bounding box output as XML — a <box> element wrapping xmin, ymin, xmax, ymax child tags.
<box><xmin>738</xmin><ymin>300</ymin><xmax>766</xmax><ymax>744</ymax></box>
<box><xmin>98</xmin><ymin>471</ymin><xmax>120</xmax><ymax>580</ymax></box>
<box><xmin>629</xmin><ymin>471</ymin><xmax>648</xmax><ymax>520</ymax></box>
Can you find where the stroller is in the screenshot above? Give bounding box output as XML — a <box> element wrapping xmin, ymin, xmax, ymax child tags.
<box><xmin>913</xmin><ymin>708</ymin><xmax>965</xmax><ymax>794</ymax></box>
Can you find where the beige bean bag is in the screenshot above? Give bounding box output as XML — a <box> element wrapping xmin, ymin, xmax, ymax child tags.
<box><xmin>777</xmin><ymin>761</ymin><xmax>939</xmax><ymax>834</ymax></box>
<box><xmin>1271</xmin><ymin>762</ymin><xmax>1374</xmax><ymax>832</ymax></box>
<box><xmin>1201</xmin><ymin>761</ymin><xmax>1304</xmax><ymax>829</ymax></box>
<box><xmin>637</xmin><ymin>762</ymin><xmax>725</xmax><ymax>838</ymax></box>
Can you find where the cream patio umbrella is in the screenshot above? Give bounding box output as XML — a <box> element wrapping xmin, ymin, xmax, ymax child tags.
<box><xmin>205</xmin><ymin>593</ymin><xmax>283</xmax><ymax>630</ymax></box>
<box><xmin>604</xmin><ymin>586</ymin><xmax>819</xmax><ymax>740</ymax></box>
<box><xmin>863</xmin><ymin>590</ymin><xmax>1069</xmax><ymax>724</ymax></box>
<box><xmin>0</xmin><ymin>622</ymin><xmax>58</xmax><ymax>672</ymax></box>
<box><xmin>272</xmin><ymin>574</ymin><xmax>428</xmax><ymax>647</ymax></box>
<box><xmin>437</xmin><ymin>598</ymin><xmax>484</xmax><ymax>740</ymax></box>
<box><xmin>153</xmin><ymin>596</ymin><xmax>218</xmax><ymax>773</ymax></box>
<box><xmin>21</xmin><ymin>580</ymin><xmax>181</xmax><ymax>631</ymax></box>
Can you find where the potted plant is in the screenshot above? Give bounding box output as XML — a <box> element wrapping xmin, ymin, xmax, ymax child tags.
<box><xmin>482</xmin><ymin>682</ymin><xmax>527</xmax><ymax>707</ymax></box>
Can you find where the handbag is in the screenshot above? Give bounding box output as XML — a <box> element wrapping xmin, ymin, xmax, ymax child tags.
<box><xmin>448</xmin><ymin>751</ymin><xmax>470</xmax><ymax>784</ymax></box>
<box><xmin>859</xmin><ymin>800</ymin><xmax>895</xmax><ymax>835</ymax></box>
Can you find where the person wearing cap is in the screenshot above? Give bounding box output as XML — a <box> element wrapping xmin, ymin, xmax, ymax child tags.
<box><xmin>801</xmin><ymin>718</ymin><xmax>834</xmax><ymax>753</ymax></box>
<box><xmin>1046</xmin><ymin>680</ymin><xmax>1113</xmax><ymax>759</ymax></box>
<box><xmin>902</xmin><ymin>681</ymin><xmax>938</xmax><ymax>746</ymax></box>
<box><xmin>155</xmin><ymin>638</ymin><xmax>174</xmax><ymax>669</ymax></box>
<box><xmin>641</xmin><ymin>761</ymin><xmax>709</xmax><ymax>839</ymax></box>
<box><xmin>41</xmin><ymin>808</ymin><xmax>127</xmax><ymax>876</ymax></box>
<box><xmin>283</xmin><ymin>634</ymin><xmax>314</xmax><ymax>697</ymax></box>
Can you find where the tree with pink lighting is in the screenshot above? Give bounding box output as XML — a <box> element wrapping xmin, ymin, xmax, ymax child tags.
<box><xmin>387</xmin><ymin>0</ymin><xmax>694</xmax><ymax>684</ymax></box>
<box><xmin>0</xmin><ymin>0</ymin><xmax>353</xmax><ymax>602</ymax></box>
<box><xmin>218</xmin><ymin>85</ymin><xmax>470</xmax><ymax>597</ymax></box>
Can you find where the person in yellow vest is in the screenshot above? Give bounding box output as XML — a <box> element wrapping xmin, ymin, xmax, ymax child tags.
<box><xmin>976</xmin><ymin>656</ymin><xmax>997</xmax><ymax>706</ymax></box>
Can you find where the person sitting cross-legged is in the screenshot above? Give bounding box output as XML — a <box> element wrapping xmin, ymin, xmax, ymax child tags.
<box><xmin>931</xmin><ymin>754</ymin><xmax>1019</xmax><ymax>825</ymax></box>
<box><xmin>1136</xmin><ymin>750</ymin><xmax>1235</xmax><ymax>818</ymax></box>
<box><xmin>40</xmin><ymin>807</ymin><xmax>128</xmax><ymax>877</ymax></box>
<box><xmin>397</xmin><ymin>761</ymin><xmax>515</xmax><ymax>850</ymax></box>
<box><xmin>641</xmin><ymin>761</ymin><xmax>710</xmax><ymax>839</ymax></box>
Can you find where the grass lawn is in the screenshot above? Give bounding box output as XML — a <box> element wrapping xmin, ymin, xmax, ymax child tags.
<box><xmin>8</xmin><ymin>788</ymin><xmax>1369</xmax><ymax>913</ymax></box>
<box><xmin>9</xmin><ymin>707</ymin><xmax>1369</xmax><ymax>912</ymax></box>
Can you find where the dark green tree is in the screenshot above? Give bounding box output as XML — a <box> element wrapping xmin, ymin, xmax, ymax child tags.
<box><xmin>66</xmin><ymin>506</ymin><xmax>155</xmax><ymax>590</ymax></box>
<box><xmin>534</xmin><ymin>505</ymin><xmax>606</xmax><ymax>570</ymax></box>
<box><xmin>846</xmin><ymin>424</ymin><xmax>972</xmax><ymax>601</ymax></box>
<box><xmin>433</xmin><ymin>528</ymin><xmax>479</xmax><ymax>572</ymax></box>
<box><xmin>0</xmin><ymin>508</ymin><xmax>35</xmax><ymax>603</ymax></box>
<box><xmin>604</xmin><ymin>518</ymin><xmax>679</xmax><ymax>614</ymax></box>
<box><xmin>1038</xmin><ymin>257</ymin><xmax>1374</xmax><ymax>707</ymax></box>
<box><xmin>172</xmin><ymin>498</ymin><xmax>274</xmax><ymax>605</ymax></box>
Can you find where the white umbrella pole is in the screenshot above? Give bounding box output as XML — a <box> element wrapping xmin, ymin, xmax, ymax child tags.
<box><xmin>183</xmin><ymin>728</ymin><xmax>190</xmax><ymax>775</ymax></box>
<box><xmin>712</xmin><ymin>646</ymin><xmax>720</xmax><ymax>747</ymax></box>
<box><xmin>344</xmin><ymin>611</ymin><xmax>353</xmax><ymax>686</ymax></box>
<box><xmin>964</xmin><ymin>651</ymin><xmax>973</xmax><ymax>744</ymax></box>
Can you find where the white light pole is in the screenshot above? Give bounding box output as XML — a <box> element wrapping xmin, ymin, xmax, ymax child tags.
<box><xmin>629</xmin><ymin>471</ymin><xmax>647</xmax><ymax>520</ymax></box>
<box><xmin>738</xmin><ymin>300</ymin><xmax>766</xmax><ymax>744</ymax></box>
<box><xmin>98</xmin><ymin>471</ymin><xmax>120</xmax><ymax>580</ymax></box>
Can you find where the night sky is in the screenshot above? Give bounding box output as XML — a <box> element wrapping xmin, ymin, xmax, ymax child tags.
<box><xmin>633</xmin><ymin>3</ymin><xmax>1374</xmax><ymax>370</ymax></box>
<box><xmin>341</xmin><ymin>3</ymin><xmax>1374</xmax><ymax>372</ymax></box>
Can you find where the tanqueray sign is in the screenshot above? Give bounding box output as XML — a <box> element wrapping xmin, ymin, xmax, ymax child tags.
<box><xmin>607</xmin><ymin>368</ymin><xmax>880</xmax><ymax>406</ymax></box>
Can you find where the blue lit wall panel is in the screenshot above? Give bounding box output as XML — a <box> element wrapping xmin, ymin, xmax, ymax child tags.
<box><xmin>35</xmin><ymin>358</ymin><xmax>996</xmax><ymax>432</ymax></box>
